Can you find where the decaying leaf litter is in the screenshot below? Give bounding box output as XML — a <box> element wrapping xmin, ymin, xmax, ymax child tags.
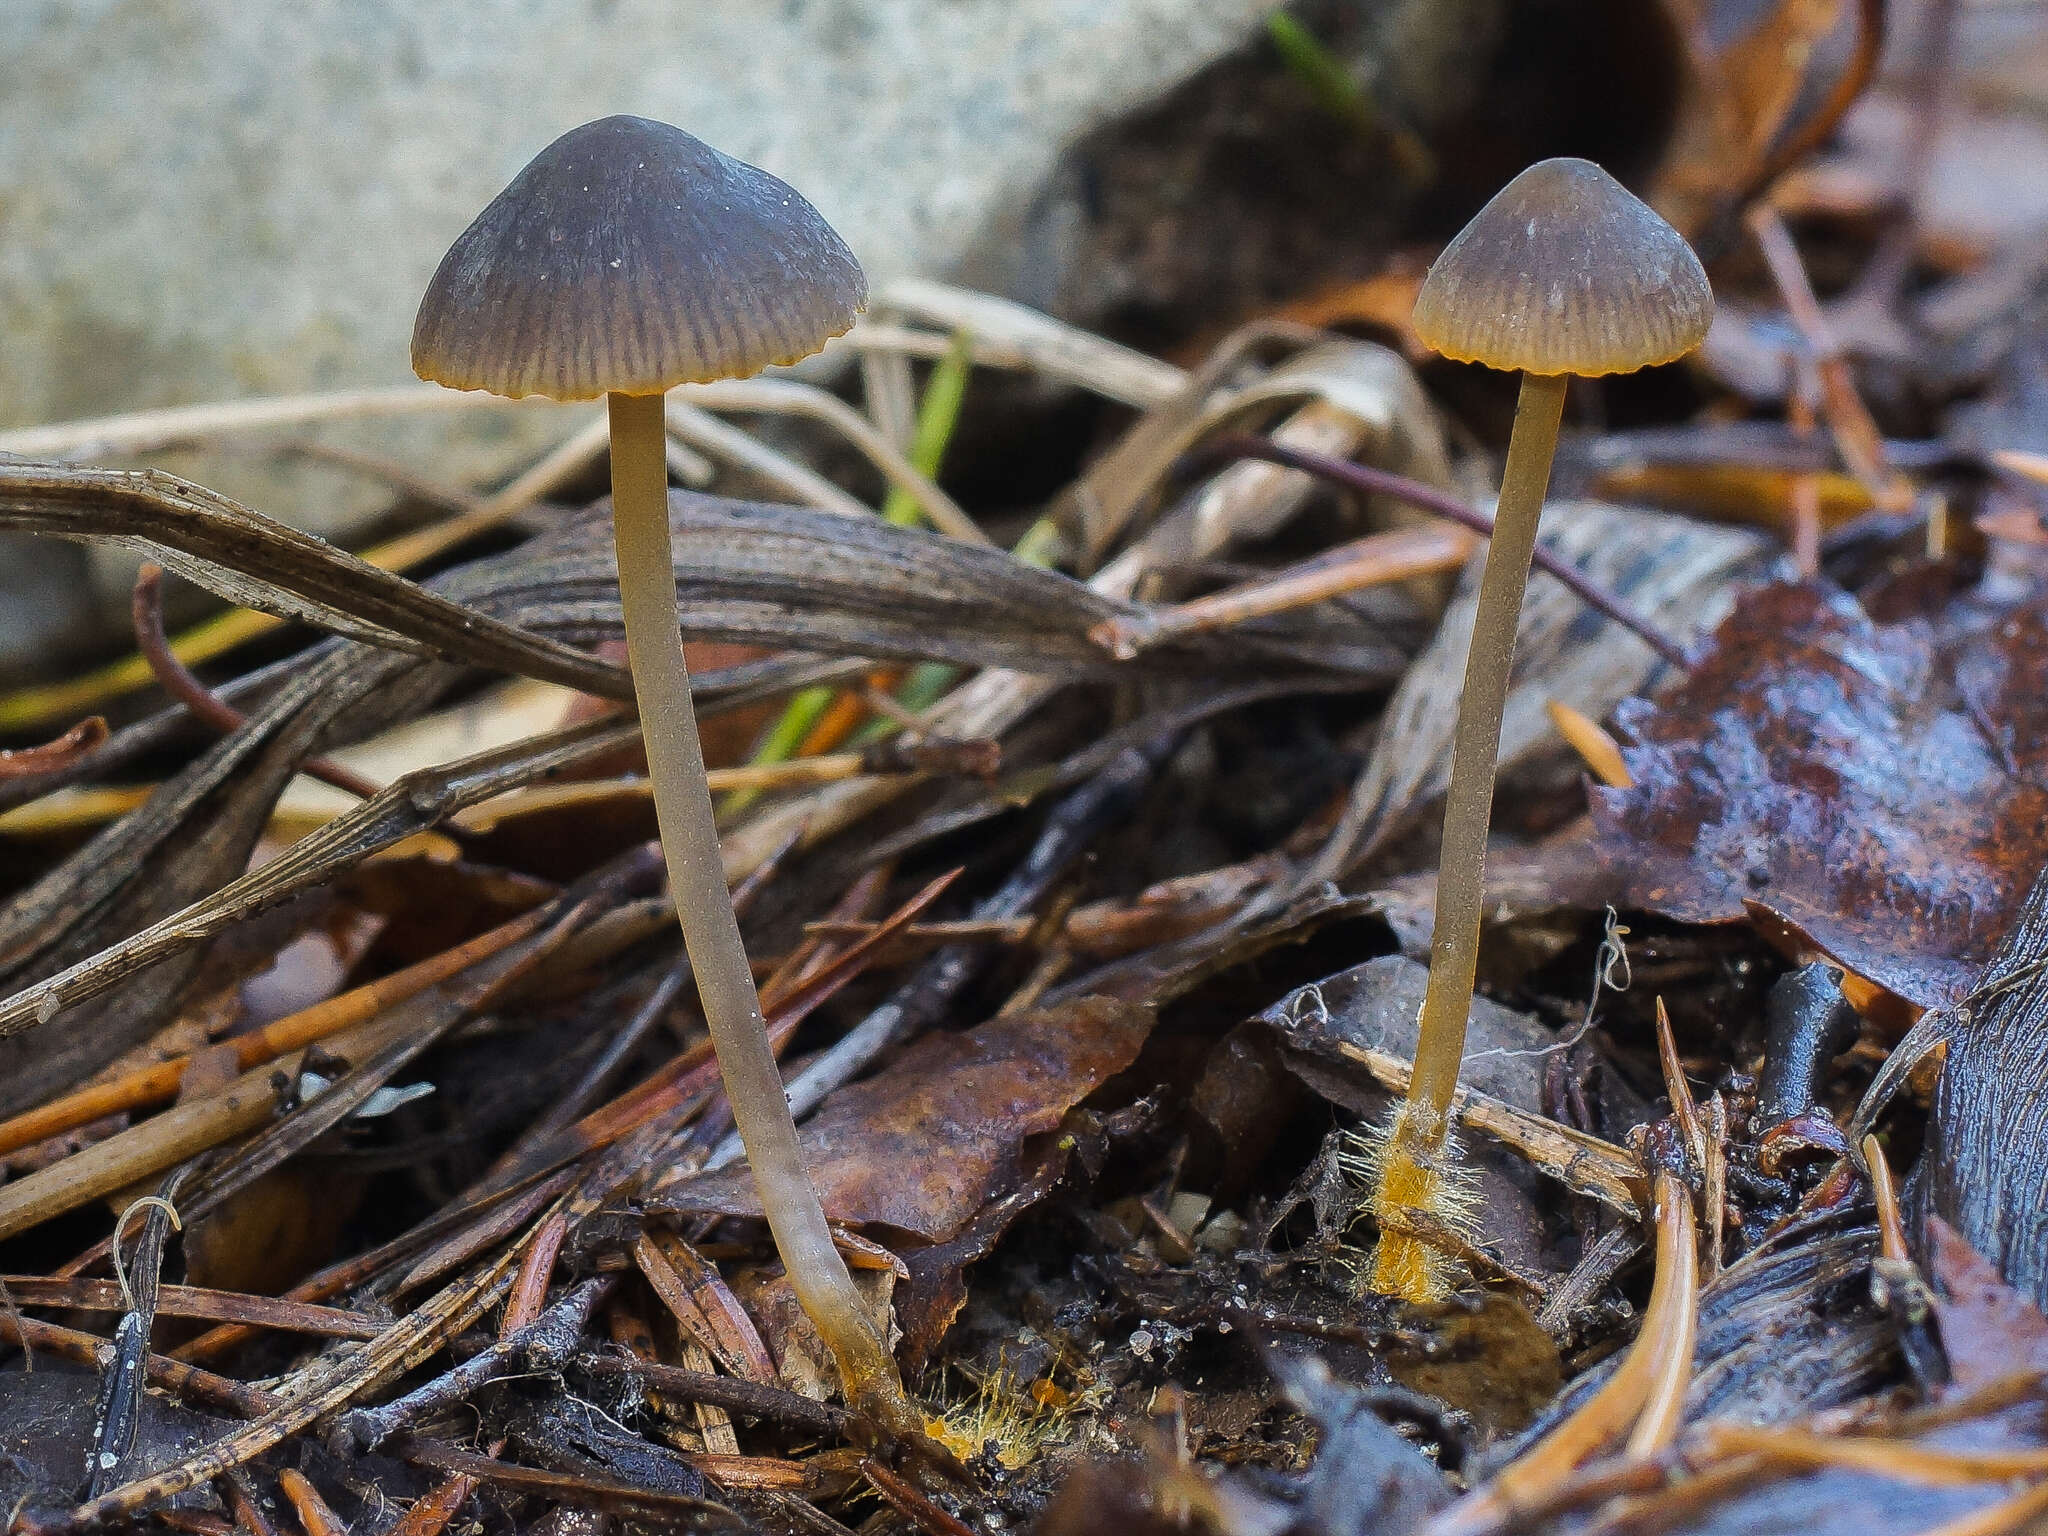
<box><xmin>6</xmin><ymin>4</ymin><xmax>2048</xmax><ymax>1533</ymax></box>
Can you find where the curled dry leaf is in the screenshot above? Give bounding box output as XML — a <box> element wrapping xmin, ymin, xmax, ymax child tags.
<box><xmin>1594</xmin><ymin>580</ymin><xmax>2048</xmax><ymax>1008</ymax></box>
<box><xmin>655</xmin><ymin>996</ymin><xmax>1152</xmax><ymax>1243</ymax></box>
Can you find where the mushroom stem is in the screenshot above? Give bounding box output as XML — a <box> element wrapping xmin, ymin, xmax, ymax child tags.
<box><xmin>604</xmin><ymin>390</ymin><xmax>908</xmax><ymax>1422</ymax></box>
<box><xmin>1372</xmin><ymin>369</ymin><xmax>1567</xmax><ymax>1299</ymax></box>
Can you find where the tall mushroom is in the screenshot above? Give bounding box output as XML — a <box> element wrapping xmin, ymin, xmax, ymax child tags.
<box><xmin>1369</xmin><ymin>158</ymin><xmax>1712</xmax><ymax>1300</ymax></box>
<box><xmin>411</xmin><ymin>116</ymin><xmax>914</xmax><ymax>1426</ymax></box>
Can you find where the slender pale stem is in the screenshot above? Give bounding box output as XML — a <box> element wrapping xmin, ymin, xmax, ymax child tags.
<box><xmin>1371</xmin><ymin>370</ymin><xmax>1566</xmax><ymax>1300</ymax></box>
<box><xmin>605</xmin><ymin>391</ymin><xmax>908</xmax><ymax>1423</ymax></box>
<box><xmin>1408</xmin><ymin>370</ymin><xmax>1568</xmax><ymax>1127</ymax></box>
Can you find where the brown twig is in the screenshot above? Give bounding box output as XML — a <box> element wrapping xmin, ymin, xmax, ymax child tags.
<box><xmin>1863</xmin><ymin>1133</ymin><xmax>1911</xmax><ymax>1264</ymax></box>
<box><xmin>0</xmin><ymin>904</ymin><xmax>551</xmax><ymax>1158</ymax></box>
<box><xmin>131</xmin><ymin>562</ymin><xmax>383</xmax><ymax>799</ymax></box>
<box><xmin>1746</xmin><ymin>207</ymin><xmax>1913</xmax><ymax>512</ymax></box>
<box><xmin>396</xmin><ymin>1439</ymin><xmax>747</xmax><ymax>1522</ymax></box>
<box><xmin>275</xmin><ymin>1470</ymin><xmax>348</xmax><ymax>1536</ymax></box>
<box><xmin>0</xmin><ymin>1309</ymin><xmax>278</xmax><ymax>1418</ymax></box>
<box><xmin>220</xmin><ymin>1471</ymin><xmax>282</xmax><ymax>1536</ymax></box>
<box><xmin>0</xmin><ymin>1276</ymin><xmax>381</xmax><ymax>1339</ymax></box>
<box><xmin>0</xmin><ymin>716</ymin><xmax>108</xmax><ymax>779</ymax></box>
<box><xmin>1090</xmin><ymin>522</ymin><xmax>1479</xmax><ymax>658</ymax></box>
<box><xmin>1202</xmin><ymin>435</ymin><xmax>1692</xmax><ymax>669</ymax></box>
<box><xmin>860</xmin><ymin>1459</ymin><xmax>979</xmax><ymax>1536</ymax></box>
<box><xmin>331</xmin><ymin>1277</ymin><xmax>613</xmax><ymax>1455</ymax></box>
<box><xmin>578</xmin><ymin>1354</ymin><xmax>852</xmax><ymax>1439</ymax></box>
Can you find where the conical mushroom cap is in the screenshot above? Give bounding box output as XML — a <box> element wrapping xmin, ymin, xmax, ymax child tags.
<box><xmin>413</xmin><ymin>116</ymin><xmax>866</xmax><ymax>401</ymax></box>
<box><xmin>1412</xmin><ymin>158</ymin><xmax>1711</xmax><ymax>377</ymax></box>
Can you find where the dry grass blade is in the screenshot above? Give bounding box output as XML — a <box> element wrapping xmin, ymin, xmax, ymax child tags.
<box><xmin>0</xmin><ymin>382</ymin><xmax>490</xmax><ymax>460</ymax></box>
<box><xmin>666</xmin><ymin>400</ymin><xmax>873</xmax><ymax>518</ymax></box>
<box><xmin>680</xmin><ymin>377</ymin><xmax>986</xmax><ymax>542</ymax></box>
<box><xmin>1058</xmin><ymin>331</ymin><xmax>1449</xmax><ymax>564</ymax></box>
<box><xmin>0</xmin><ymin>717</ymin><xmax>639</xmax><ymax>1044</ymax></box>
<box><xmin>0</xmin><ymin>461</ymin><xmax>631</xmax><ymax>697</ymax></box>
<box><xmin>865</xmin><ymin>277</ymin><xmax>1187</xmax><ymax>408</ymax></box>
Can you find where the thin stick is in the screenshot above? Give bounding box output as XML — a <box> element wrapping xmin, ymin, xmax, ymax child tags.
<box><xmin>1863</xmin><ymin>1133</ymin><xmax>1911</xmax><ymax>1263</ymax></box>
<box><xmin>0</xmin><ymin>1276</ymin><xmax>380</xmax><ymax>1339</ymax></box>
<box><xmin>131</xmin><ymin>562</ymin><xmax>382</xmax><ymax>799</ymax></box>
<box><xmin>1090</xmin><ymin>522</ymin><xmax>1478</xmax><ymax>658</ymax></box>
<box><xmin>578</xmin><ymin>1353</ymin><xmax>850</xmax><ymax>1437</ymax></box>
<box><xmin>1692</xmin><ymin>1423</ymin><xmax>2048</xmax><ymax>1485</ymax></box>
<box><xmin>0</xmin><ymin>905</ymin><xmax>549</xmax><ymax>1158</ymax></box>
<box><xmin>1747</xmin><ymin>205</ymin><xmax>1911</xmax><ymax>511</ymax></box>
<box><xmin>0</xmin><ymin>1310</ymin><xmax>279</xmax><ymax>1419</ymax></box>
<box><xmin>0</xmin><ymin>717</ymin><xmax>107</xmax><ymax>779</ymax></box>
<box><xmin>1205</xmin><ymin>433</ymin><xmax>1691</xmax><ymax>669</ymax></box>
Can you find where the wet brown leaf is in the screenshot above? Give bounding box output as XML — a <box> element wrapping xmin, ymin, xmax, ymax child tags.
<box><xmin>656</xmin><ymin>996</ymin><xmax>1152</xmax><ymax>1243</ymax></box>
<box><xmin>1594</xmin><ymin>581</ymin><xmax>2048</xmax><ymax>1008</ymax></box>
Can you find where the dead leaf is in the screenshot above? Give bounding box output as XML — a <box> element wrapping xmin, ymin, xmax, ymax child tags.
<box><xmin>654</xmin><ymin>996</ymin><xmax>1152</xmax><ymax>1243</ymax></box>
<box><xmin>1926</xmin><ymin>1217</ymin><xmax>2048</xmax><ymax>1393</ymax></box>
<box><xmin>1594</xmin><ymin>580</ymin><xmax>2048</xmax><ymax>1007</ymax></box>
<box><xmin>1651</xmin><ymin>0</ymin><xmax>1858</xmax><ymax>235</ymax></box>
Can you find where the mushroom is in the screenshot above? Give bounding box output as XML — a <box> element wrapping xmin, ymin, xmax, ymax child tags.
<box><xmin>412</xmin><ymin>116</ymin><xmax>914</xmax><ymax>1426</ymax></box>
<box><xmin>1369</xmin><ymin>157</ymin><xmax>1712</xmax><ymax>1301</ymax></box>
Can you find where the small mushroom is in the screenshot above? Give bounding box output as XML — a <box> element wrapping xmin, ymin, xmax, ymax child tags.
<box><xmin>411</xmin><ymin>117</ymin><xmax>915</xmax><ymax>1427</ymax></box>
<box><xmin>1369</xmin><ymin>158</ymin><xmax>1712</xmax><ymax>1301</ymax></box>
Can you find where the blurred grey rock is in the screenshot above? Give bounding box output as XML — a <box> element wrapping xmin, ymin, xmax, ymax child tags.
<box><xmin>0</xmin><ymin>1</ymin><xmax>1274</xmax><ymax>433</ymax></box>
<box><xmin>0</xmin><ymin>0</ymin><xmax>1286</xmax><ymax>682</ymax></box>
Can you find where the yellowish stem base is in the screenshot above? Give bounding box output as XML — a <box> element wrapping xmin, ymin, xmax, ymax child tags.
<box><xmin>1362</xmin><ymin>1101</ymin><xmax>1478</xmax><ymax>1302</ymax></box>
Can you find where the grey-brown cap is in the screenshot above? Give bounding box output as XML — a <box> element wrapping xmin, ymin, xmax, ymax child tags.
<box><xmin>413</xmin><ymin>116</ymin><xmax>866</xmax><ymax>401</ymax></box>
<box><xmin>1412</xmin><ymin>158</ymin><xmax>1712</xmax><ymax>377</ymax></box>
